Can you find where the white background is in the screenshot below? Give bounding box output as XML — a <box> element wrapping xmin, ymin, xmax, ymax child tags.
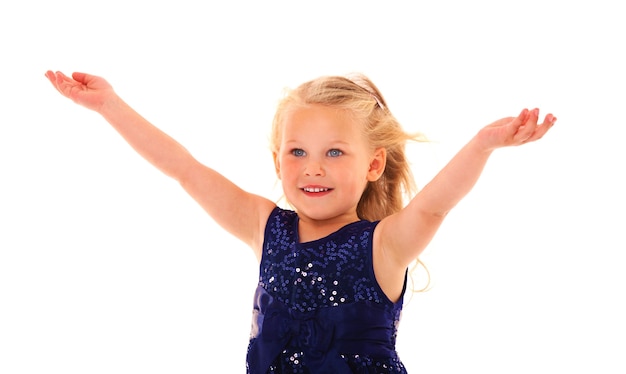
<box><xmin>1</xmin><ymin>1</ymin><xmax>625</xmax><ymax>373</ymax></box>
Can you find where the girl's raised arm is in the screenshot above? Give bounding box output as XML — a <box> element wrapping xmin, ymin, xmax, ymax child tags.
<box><xmin>378</xmin><ymin>108</ymin><xmax>556</xmax><ymax>269</ymax></box>
<box><xmin>45</xmin><ymin>71</ymin><xmax>275</xmax><ymax>258</ymax></box>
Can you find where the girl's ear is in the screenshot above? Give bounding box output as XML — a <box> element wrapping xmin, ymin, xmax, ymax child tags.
<box><xmin>273</xmin><ymin>152</ymin><xmax>282</xmax><ymax>179</ymax></box>
<box><xmin>367</xmin><ymin>147</ymin><xmax>386</xmax><ymax>181</ymax></box>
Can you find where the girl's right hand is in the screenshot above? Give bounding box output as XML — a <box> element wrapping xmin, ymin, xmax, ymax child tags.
<box><xmin>474</xmin><ymin>108</ymin><xmax>556</xmax><ymax>152</ymax></box>
<box><xmin>45</xmin><ymin>71</ymin><xmax>115</xmax><ymax>112</ymax></box>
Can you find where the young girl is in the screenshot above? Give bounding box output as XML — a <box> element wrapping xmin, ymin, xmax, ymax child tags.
<box><xmin>45</xmin><ymin>70</ymin><xmax>555</xmax><ymax>373</ymax></box>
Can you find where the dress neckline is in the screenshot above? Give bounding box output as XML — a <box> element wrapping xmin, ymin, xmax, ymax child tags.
<box><xmin>294</xmin><ymin>215</ymin><xmax>367</xmax><ymax>245</ymax></box>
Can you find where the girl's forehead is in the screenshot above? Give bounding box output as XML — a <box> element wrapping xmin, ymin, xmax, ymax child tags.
<box><xmin>281</xmin><ymin>104</ymin><xmax>360</xmax><ymax>134</ymax></box>
<box><xmin>274</xmin><ymin>104</ymin><xmax>374</xmax><ymax>152</ymax></box>
<box><xmin>285</xmin><ymin>103</ymin><xmax>351</xmax><ymax>119</ymax></box>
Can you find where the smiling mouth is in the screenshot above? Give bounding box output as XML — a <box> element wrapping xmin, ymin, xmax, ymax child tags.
<box><xmin>302</xmin><ymin>187</ymin><xmax>331</xmax><ymax>193</ymax></box>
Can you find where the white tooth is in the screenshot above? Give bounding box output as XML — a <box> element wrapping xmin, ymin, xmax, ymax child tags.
<box><xmin>304</xmin><ymin>187</ymin><xmax>328</xmax><ymax>192</ymax></box>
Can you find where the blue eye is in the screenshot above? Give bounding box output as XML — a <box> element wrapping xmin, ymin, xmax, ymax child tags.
<box><xmin>291</xmin><ymin>149</ymin><xmax>306</xmax><ymax>157</ymax></box>
<box><xmin>327</xmin><ymin>149</ymin><xmax>343</xmax><ymax>157</ymax></box>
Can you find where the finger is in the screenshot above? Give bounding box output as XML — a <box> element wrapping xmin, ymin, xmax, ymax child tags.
<box><xmin>45</xmin><ymin>70</ymin><xmax>66</xmax><ymax>96</ymax></box>
<box><xmin>54</xmin><ymin>71</ymin><xmax>83</xmax><ymax>98</ymax></box>
<box><xmin>56</xmin><ymin>71</ymin><xmax>76</xmax><ymax>84</ymax></box>
<box><xmin>514</xmin><ymin>108</ymin><xmax>539</xmax><ymax>143</ymax></box>
<box><xmin>496</xmin><ymin>109</ymin><xmax>527</xmax><ymax>138</ymax></box>
<box><xmin>518</xmin><ymin>108</ymin><xmax>530</xmax><ymax>124</ymax></box>
<box><xmin>71</xmin><ymin>72</ymin><xmax>89</xmax><ymax>84</ymax></box>
<box><xmin>524</xmin><ymin>114</ymin><xmax>557</xmax><ymax>143</ymax></box>
<box><xmin>45</xmin><ymin>70</ymin><xmax>57</xmax><ymax>87</ymax></box>
<box><xmin>54</xmin><ymin>71</ymin><xmax>70</xmax><ymax>91</ymax></box>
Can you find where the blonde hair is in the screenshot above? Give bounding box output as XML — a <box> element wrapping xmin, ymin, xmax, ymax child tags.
<box><xmin>270</xmin><ymin>73</ymin><xmax>431</xmax><ymax>292</ymax></box>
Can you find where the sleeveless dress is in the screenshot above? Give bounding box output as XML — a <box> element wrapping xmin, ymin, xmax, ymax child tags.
<box><xmin>246</xmin><ymin>207</ymin><xmax>408</xmax><ymax>373</ymax></box>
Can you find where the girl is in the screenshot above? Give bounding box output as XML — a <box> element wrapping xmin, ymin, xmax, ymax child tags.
<box><xmin>45</xmin><ymin>70</ymin><xmax>555</xmax><ymax>373</ymax></box>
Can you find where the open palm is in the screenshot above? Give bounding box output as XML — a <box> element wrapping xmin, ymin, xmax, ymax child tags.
<box><xmin>477</xmin><ymin>108</ymin><xmax>556</xmax><ymax>151</ymax></box>
<box><xmin>45</xmin><ymin>71</ymin><xmax>115</xmax><ymax>112</ymax></box>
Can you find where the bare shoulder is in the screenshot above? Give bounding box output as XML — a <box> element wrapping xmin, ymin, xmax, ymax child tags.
<box><xmin>374</xmin><ymin>208</ymin><xmax>444</xmax><ymax>274</ymax></box>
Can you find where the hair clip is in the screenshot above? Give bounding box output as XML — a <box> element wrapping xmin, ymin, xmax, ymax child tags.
<box><xmin>371</xmin><ymin>93</ymin><xmax>386</xmax><ymax>111</ymax></box>
<box><xmin>345</xmin><ymin>75</ymin><xmax>386</xmax><ymax>111</ymax></box>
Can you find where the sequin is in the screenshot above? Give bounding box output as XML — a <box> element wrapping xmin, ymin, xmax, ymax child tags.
<box><xmin>247</xmin><ymin>207</ymin><xmax>408</xmax><ymax>373</ymax></box>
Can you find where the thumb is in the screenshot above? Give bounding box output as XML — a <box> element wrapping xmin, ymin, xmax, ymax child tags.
<box><xmin>71</xmin><ymin>72</ymin><xmax>91</xmax><ymax>84</ymax></box>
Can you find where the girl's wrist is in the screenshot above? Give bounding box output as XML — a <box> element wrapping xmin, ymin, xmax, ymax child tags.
<box><xmin>98</xmin><ymin>93</ymin><xmax>125</xmax><ymax>116</ymax></box>
<box><xmin>469</xmin><ymin>133</ymin><xmax>496</xmax><ymax>155</ymax></box>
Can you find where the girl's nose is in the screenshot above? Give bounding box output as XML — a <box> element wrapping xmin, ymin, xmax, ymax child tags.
<box><xmin>304</xmin><ymin>160</ymin><xmax>325</xmax><ymax>176</ymax></box>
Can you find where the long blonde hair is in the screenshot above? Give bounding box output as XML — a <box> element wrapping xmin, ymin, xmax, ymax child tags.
<box><xmin>270</xmin><ymin>73</ymin><xmax>430</xmax><ymax>292</ymax></box>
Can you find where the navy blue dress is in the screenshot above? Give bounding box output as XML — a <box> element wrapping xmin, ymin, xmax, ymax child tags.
<box><xmin>247</xmin><ymin>207</ymin><xmax>408</xmax><ymax>373</ymax></box>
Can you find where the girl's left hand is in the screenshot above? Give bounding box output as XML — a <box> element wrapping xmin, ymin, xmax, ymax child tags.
<box><xmin>45</xmin><ymin>71</ymin><xmax>116</xmax><ymax>113</ymax></box>
<box><xmin>477</xmin><ymin>108</ymin><xmax>556</xmax><ymax>151</ymax></box>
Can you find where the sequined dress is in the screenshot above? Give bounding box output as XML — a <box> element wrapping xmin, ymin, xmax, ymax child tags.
<box><xmin>247</xmin><ymin>207</ymin><xmax>408</xmax><ymax>373</ymax></box>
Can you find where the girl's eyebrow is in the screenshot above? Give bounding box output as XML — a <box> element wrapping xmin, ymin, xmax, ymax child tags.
<box><xmin>329</xmin><ymin>140</ymin><xmax>351</xmax><ymax>145</ymax></box>
<box><xmin>284</xmin><ymin>139</ymin><xmax>352</xmax><ymax>145</ymax></box>
<box><xmin>283</xmin><ymin>140</ymin><xmax>300</xmax><ymax>146</ymax></box>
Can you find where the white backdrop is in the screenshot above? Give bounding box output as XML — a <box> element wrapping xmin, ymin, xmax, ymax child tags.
<box><xmin>1</xmin><ymin>1</ymin><xmax>625</xmax><ymax>373</ymax></box>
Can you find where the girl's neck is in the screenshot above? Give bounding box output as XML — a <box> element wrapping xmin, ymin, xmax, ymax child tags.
<box><xmin>296</xmin><ymin>212</ymin><xmax>360</xmax><ymax>243</ymax></box>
